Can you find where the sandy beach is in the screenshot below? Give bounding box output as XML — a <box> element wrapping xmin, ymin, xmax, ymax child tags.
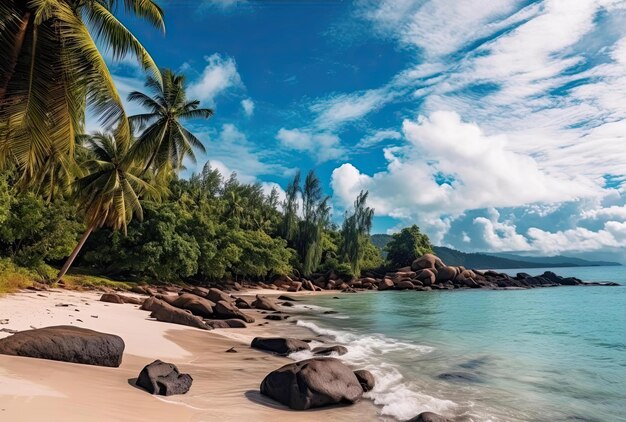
<box><xmin>0</xmin><ymin>288</ymin><xmax>381</xmax><ymax>422</ymax></box>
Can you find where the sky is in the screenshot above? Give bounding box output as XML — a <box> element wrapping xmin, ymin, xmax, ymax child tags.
<box><xmin>101</xmin><ymin>0</ymin><xmax>626</xmax><ymax>262</ymax></box>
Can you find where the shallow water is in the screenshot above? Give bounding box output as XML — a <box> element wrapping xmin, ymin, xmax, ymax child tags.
<box><xmin>295</xmin><ymin>266</ymin><xmax>626</xmax><ymax>422</ymax></box>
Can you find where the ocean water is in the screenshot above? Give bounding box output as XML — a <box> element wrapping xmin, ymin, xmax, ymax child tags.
<box><xmin>291</xmin><ymin>266</ymin><xmax>626</xmax><ymax>422</ymax></box>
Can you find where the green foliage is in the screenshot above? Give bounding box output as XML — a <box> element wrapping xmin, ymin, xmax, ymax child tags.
<box><xmin>340</xmin><ymin>191</ymin><xmax>374</xmax><ymax>277</ymax></box>
<box><xmin>384</xmin><ymin>225</ymin><xmax>433</xmax><ymax>268</ymax></box>
<box><xmin>0</xmin><ymin>173</ymin><xmax>83</xmax><ymax>269</ymax></box>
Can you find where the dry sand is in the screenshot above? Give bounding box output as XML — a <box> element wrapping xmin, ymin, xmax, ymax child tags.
<box><xmin>0</xmin><ymin>289</ymin><xmax>381</xmax><ymax>421</ymax></box>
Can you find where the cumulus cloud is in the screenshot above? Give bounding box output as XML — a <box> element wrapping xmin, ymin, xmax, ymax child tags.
<box><xmin>241</xmin><ymin>98</ymin><xmax>255</xmax><ymax>116</ymax></box>
<box><xmin>187</xmin><ymin>54</ymin><xmax>243</xmax><ymax>106</ymax></box>
<box><xmin>276</xmin><ymin>128</ymin><xmax>345</xmax><ymax>163</ymax></box>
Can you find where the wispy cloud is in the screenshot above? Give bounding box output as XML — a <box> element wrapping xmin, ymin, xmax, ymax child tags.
<box><xmin>187</xmin><ymin>54</ymin><xmax>243</xmax><ymax>107</ymax></box>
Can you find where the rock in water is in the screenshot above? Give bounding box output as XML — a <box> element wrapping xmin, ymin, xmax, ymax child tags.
<box><xmin>0</xmin><ymin>325</ymin><xmax>124</xmax><ymax>367</ymax></box>
<box><xmin>408</xmin><ymin>412</ymin><xmax>451</xmax><ymax>422</ymax></box>
<box><xmin>136</xmin><ymin>360</ymin><xmax>192</xmax><ymax>396</ymax></box>
<box><xmin>260</xmin><ymin>357</ymin><xmax>363</xmax><ymax>410</ymax></box>
<box><xmin>251</xmin><ymin>337</ymin><xmax>310</xmax><ymax>355</ymax></box>
<box><xmin>148</xmin><ymin>299</ymin><xmax>210</xmax><ymax>330</ymax></box>
<box><xmin>353</xmin><ymin>369</ymin><xmax>375</xmax><ymax>392</ymax></box>
<box><xmin>312</xmin><ymin>345</ymin><xmax>348</xmax><ymax>356</ymax></box>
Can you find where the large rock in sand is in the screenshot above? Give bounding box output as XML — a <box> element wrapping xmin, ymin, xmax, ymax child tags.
<box><xmin>0</xmin><ymin>325</ymin><xmax>124</xmax><ymax>367</ymax></box>
<box><xmin>207</xmin><ymin>288</ymin><xmax>233</xmax><ymax>304</ymax></box>
<box><xmin>136</xmin><ymin>360</ymin><xmax>192</xmax><ymax>396</ymax></box>
<box><xmin>251</xmin><ymin>337</ymin><xmax>310</xmax><ymax>356</ymax></box>
<box><xmin>260</xmin><ymin>357</ymin><xmax>363</xmax><ymax>410</ymax></box>
<box><xmin>251</xmin><ymin>295</ymin><xmax>280</xmax><ymax>311</ymax></box>
<box><xmin>100</xmin><ymin>293</ymin><xmax>142</xmax><ymax>305</ymax></box>
<box><xmin>214</xmin><ymin>300</ymin><xmax>255</xmax><ymax>323</ymax></box>
<box><xmin>147</xmin><ymin>298</ymin><xmax>209</xmax><ymax>330</ymax></box>
<box><xmin>171</xmin><ymin>294</ymin><xmax>215</xmax><ymax>318</ymax></box>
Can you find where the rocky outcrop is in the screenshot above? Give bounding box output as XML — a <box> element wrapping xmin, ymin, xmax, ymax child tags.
<box><xmin>136</xmin><ymin>360</ymin><xmax>192</xmax><ymax>396</ymax></box>
<box><xmin>0</xmin><ymin>326</ymin><xmax>124</xmax><ymax>367</ymax></box>
<box><xmin>260</xmin><ymin>358</ymin><xmax>363</xmax><ymax>410</ymax></box>
<box><xmin>146</xmin><ymin>298</ymin><xmax>209</xmax><ymax>330</ymax></box>
<box><xmin>251</xmin><ymin>337</ymin><xmax>310</xmax><ymax>356</ymax></box>
<box><xmin>214</xmin><ymin>300</ymin><xmax>255</xmax><ymax>323</ymax></box>
<box><xmin>353</xmin><ymin>369</ymin><xmax>375</xmax><ymax>392</ymax></box>
<box><xmin>171</xmin><ymin>294</ymin><xmax>215</xmax><ymax>318</ymax></box>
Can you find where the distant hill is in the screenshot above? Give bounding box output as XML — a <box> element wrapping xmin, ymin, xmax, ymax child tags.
<box><xmin>370</xmin><ymin>234</ymin><xmax>621</xmax><ymax>269</ymax></box>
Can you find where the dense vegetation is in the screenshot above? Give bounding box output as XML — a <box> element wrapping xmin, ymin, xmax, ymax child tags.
<box><xmin>0</xmin><ymin>1</ymin><xmax>428</xmax><ymax>290</ymax></box>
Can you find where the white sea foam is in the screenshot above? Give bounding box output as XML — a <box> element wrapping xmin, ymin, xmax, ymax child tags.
<box><xmin>293</xmin><ymin>319</ymin><xmax>456</xmax><ymax>420</ymax></box>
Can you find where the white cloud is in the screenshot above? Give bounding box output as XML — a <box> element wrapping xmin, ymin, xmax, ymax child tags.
<box><xmin>187</xmin><ymin>54</ymin><xmax>243</xmax><ymax>106</ymax></box>
<box><xmin>276</xmin><ymin>128</ymin><xmax>345</xmax><ymax>163</ymax></box>
<box><xmin>357</xmin><ymin>129</ymin><xmax>402</xmax><ymax>148</ymax></box>
<box><xmin>241</xmin><ymin>98</ymin><xmax>255</xmax><ymax>116</ymax></box>
<box><xmin>310</xmin><ymin>89</ymin><xmax>395</xmax><ymax>130</ymax></box>
<box><xmin>194</xmin><ymin>123</ymin><xmax>291</xmax><ymax>183</ymax></box>
<box><xmin>473</xmin><ymin>209</ymin><xmax>531</xmax><ymax>251</ymax></box>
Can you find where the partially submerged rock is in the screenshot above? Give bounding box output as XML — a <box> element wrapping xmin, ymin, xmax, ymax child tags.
<box><xmin>0</xmin><ymin>325</ymin><xmax>124</xmax><ymax>367</ymax></box>
<box><xmin>312</xmin><ymin>345</ymin><xmax>348</xmax><ymax>356</ymax></box>
<box><xmin>353</xmin><ymin>369</ymin><xmax>375</xmax><ymax>392</ymax></box>
<box><xmin>251</xmin><ymin>337</ymin><xmax>310</xmax><ymax>356</ymax></box>
<box><xmin>408</xmin><ymin>412</ymin><xmax>452</xmax><ymax>422</ymax></box>
<box><xmin>136</xmin><ymin>360</ymin><xmax>192</xmax><ymax>396</ymax></box>
<box><xmin>260</xmin><ymin>357</ymin><xmax>363</xmax><ymax>410</ymax></box>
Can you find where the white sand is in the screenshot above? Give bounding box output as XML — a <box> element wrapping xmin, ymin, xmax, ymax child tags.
<box><xmin>0</xmin><ymin>289</ymin><xmax>382</xmax><ymax>421</ymax></box>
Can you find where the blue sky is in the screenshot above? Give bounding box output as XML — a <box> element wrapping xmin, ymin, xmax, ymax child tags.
<box><xmin>103</xmin><ymin>0</ymin><xmax>626</xmax><ymax>262</ymax></box>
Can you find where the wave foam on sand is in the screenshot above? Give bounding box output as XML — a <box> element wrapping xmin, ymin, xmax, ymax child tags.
<box><xmin>293</xmin><ymin>320</ymin><xmax>457</xmax><ymax>421</ymax></box>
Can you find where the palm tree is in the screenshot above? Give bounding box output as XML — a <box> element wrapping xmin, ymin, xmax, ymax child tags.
<box><xmin>0</xmin><ymin>0</ymin><xmax>164</xmax><ymax>190</ymax></box>
<box><xmin>55</xmin><ymin>131</ymin><xmax>158</xmax><ymax>282</ymax></box>
<box><xmin>127</xmin><ymin>69</ymin><xmax>213</xmax><ymax>175</ymax></box>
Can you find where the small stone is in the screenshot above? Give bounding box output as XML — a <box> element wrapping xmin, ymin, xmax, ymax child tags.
<box><xmin>226</xmin><ymin>347</ymin><xmax>238</xmax><ymax>353</ymax></box>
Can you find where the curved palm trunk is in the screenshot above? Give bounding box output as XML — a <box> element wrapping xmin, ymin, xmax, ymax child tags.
<box><xmin>0</xmin><ymin>11</ymin><xmax>31</xmax><ymax>100</ymax></box>
<box><xmin>55</xmin><ymin>223</ymin><xmax>95</xmax><ymax>283</ymax></box>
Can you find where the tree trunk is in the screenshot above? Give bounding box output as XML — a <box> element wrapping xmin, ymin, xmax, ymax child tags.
<box><xmin>0</xmin><ymin>10</ymin><xmax>31</xmax><ymax>100</ymax></box>
<box><xmin>55</xmin><ymin>224</ymin><xmax>95</xmax><ymax>283</ymax></box>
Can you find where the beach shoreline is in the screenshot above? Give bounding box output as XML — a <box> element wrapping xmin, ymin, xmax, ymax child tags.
<box><xmin>0</xmin><ymin>288</ymin><xmax>382</xmax><ymax>422</ymax></box>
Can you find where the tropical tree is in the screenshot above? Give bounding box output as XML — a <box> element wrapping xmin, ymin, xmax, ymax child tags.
<box><xmin>385</xmin><ymin>225</ymin><xmax>433</xmax><ymax>268</ymax></box>
<box><xmin>280</xmin><ymin>171</ymin><xmax>300</xmax><ymax>243</ymax></box>
<box><xmin>127</xmin><ymin>69</ymin><xmax>213</xmax><ymax>175</ymax></box>
<box><xmin>340</xmin><ymin>191</ymin><xmax>374</xmax><ymax>277</ymax></box>
<box><xmin>0</xmin><ymin>0</ymin><xmax>164</xmax><ymax>191</ymax></box>
<box><xmin>55</xmin><ymin>132</ymin><xmax>158</xmax><ymax>282</ymax></box>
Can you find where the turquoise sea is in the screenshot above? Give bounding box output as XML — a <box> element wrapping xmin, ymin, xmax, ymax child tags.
<box><xmin>291</xmin><ymin>266</ymin><xmax>626</xmax><ymax>421</ymax></box>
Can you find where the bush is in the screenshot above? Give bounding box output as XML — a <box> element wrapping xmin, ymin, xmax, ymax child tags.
<box><xmin>385</xmin><ymin>225</ymin><xmax>433</xmax><ymax>268</ymax></box>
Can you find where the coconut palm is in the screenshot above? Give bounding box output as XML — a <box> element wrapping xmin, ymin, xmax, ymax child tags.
<box><xmin>55</xmin><ymin>131</ymin><xmax>159</xmax><ymax>282</ymax></box>
<box><xmin>0</xmin><ymin>0</ymin><xmax>164</xmax><ymax>190</ymax></box>
<box><xmin>127</xmin><ymin>69</ymin><xmax>213</xmax><ymax>175</ymax></box>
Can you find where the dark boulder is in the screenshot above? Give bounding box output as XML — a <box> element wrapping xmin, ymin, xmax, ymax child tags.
<box><xmin>396</xmin><ymin>280</ymin><xmax>415</xmax><ymax>290</ymax></box>
<box><xmin>408</xmin><ymin>412</ymin><xmax>451</xmax><ymax>422</ymax></box>
<box><xmin>378</xmin><ymin>278</ymin><xmax>395</xmax><ymax>291</ymax></box>
<box><xmin>312</xmin><ymin>345</ymin><xmax>348</xmax><ymax>356</ymax></box>
<box><xmin>131</xmin><ymin>285</ymin><xmax>154</xmax><ymax>296</ymax></box>
<box><xmin>251</xmin><ymin>337</ymin><xmax>310</xmax><ymax>356</ymax></box>
<box><xmin>136</xmin><ymin>360</ymin><xmax>192</xmax><ymax>396</ymax></box>
<box><xmin>435</xmin><ymin>266</ymin><xmax>458</xmax><ymax>283</ymax></box>
<box><xmin>415</xmin><ymin>269</ymin><xmax>436</xmax><ymax>286</ymax></box>
<box><xmin>214</xmin><ymin>301</ymin><xmax>255</xmax><ymax>323</ymax></box>
<box><xmin>353</xmin><ymin>369</ymin><xmax>375</xmax><ymax>392</ymax></box>
<box><xmin>260</xmin><ymin>357</ymin><xmax>363</xmax><ymax>410</ymax></box>
<box><xmin>154</xmin><ymin>294</ymin><xmax>178</xmax><ymax>305</ymax></box>
<box><xmin>235</xmin><ymin>297</ymin><xmax>253</xmax><ymax>309</ymax></box>
<box><xmin>171</xmin><ymin>294</ymin><xmax>215</xmax><ymax>318</ymax></box>
<box><xmin>0</xmin><ymin>325</ymin><xmax>124</xmax><ymax>367</ymax></box>
<box><xmin>148</xmin><ymin>299</ymin><xmax>209</xmax><ymax>330</ymax></box>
